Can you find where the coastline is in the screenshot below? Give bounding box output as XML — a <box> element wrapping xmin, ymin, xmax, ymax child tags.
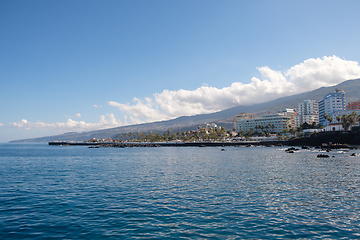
<box><xmin>48</xmin><ymin>131</ymin><xmax>360</xmax><ymax>148</ymax></box>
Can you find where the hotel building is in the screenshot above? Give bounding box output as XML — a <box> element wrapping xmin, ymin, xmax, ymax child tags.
<box><xmin>235</xmin><ymin>113</ymin><xmax>291</xmax><ymax>133</ymax></box>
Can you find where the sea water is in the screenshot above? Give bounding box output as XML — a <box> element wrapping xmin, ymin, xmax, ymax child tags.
<box><xmin>0</xmin><ymin>143</ymin><xmax>359</xmax><ymax>239</ymax></box>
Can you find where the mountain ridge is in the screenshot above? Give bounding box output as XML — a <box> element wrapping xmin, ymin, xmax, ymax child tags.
<box><xmin>10</xmin><ymin>79</ymin><xmax>360</xmax><ymax>142</ymax></box>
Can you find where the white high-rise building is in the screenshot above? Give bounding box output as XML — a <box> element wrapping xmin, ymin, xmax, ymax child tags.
<box><xmin>295</xmin><ymin>100</ymin><xmax>319</xmax><ymax>128</ymax></box>
<box><xmin>318</xmin><ymin>89</ymin><xmax>345</xmax><ymax>126</ymax></box>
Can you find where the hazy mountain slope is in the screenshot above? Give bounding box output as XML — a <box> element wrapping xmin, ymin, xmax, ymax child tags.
<box><xmin>11</xmin><ymin>79</ymin><xmax>360</xmax><ymax>142</ymax></box>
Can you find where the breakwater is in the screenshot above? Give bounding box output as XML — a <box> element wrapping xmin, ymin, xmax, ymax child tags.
<box><xmin>288</xmin><ymin>131</ymin><xmax>360</xmax><ymax>146</ymax></box>
<box><xmin>48</xmin><ymin>141</ymin><xmax>286</xmax><ymax>147</ymax></box>
<box><xmin>48</xmin><ymin>131</ymin><xmax>360</xmax><ymax>148</ymax></box>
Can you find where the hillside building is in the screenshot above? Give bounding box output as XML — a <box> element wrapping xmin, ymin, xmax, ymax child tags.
<box><xmin>279</xmin><ymin>108</ymin><xmax>296</xmax><ymax>116</ymax></box>
<box><xmin>318</xmin><ymin>89</ymin><xmax>345</xmax><ymax>126</ymax></box>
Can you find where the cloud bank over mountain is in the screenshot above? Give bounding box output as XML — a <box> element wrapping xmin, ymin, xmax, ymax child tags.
<box><xmin>10</xmin><ymin>56</ymin><xmax>360</xmax><ymax>132</ymax></box>
<box><xmin>110</xmin><ymin>56</ymin><xmax>360</xmax><ymax>123</ymax></box>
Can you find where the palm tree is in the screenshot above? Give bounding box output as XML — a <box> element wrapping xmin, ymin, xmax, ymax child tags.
<box><xmin>271</xmin><ymin>124</ymin><xmax>275</xmax><ymax>133</ymax></box>
<box><xmin>323</xmin><ymin>113</ymin><xmax>333</xmax><ymax>124</ymax></box>
<box><xmin>265</xmin><ymin>125</ymin><xmax>269</xmax><ymax>133</ymax></box>
<box><xmin>248</xmin><ymin>128</ymin><xmax>254</xmax><ymax>136</ymax></box>
<box><xmin>351</xmin><ymin>111</ymin><xmax>358</xmax><ymax>124</ymax></box>
<box><xmin>328</xmin><ymin>116</ymin><xmax>333</xmax><ymax>123</ymax></box>
<box><xmin>340</xmin><ymin>113</ymin><xmax>357</xmax><ymax>131</ymax></box>
<box><xmin>323</xmin><ymin>113</ymin><xmax>328</xmax><ymax>120</ymax></box>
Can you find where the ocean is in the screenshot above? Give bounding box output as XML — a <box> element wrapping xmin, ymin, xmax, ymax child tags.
<box><xmin>0</xmin><ymin>143</ymin><xmax>359</xmax><ymax>239</ymax></box>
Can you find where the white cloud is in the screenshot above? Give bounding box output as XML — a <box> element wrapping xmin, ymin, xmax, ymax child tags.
<box><xmin>109</xmin><ymin>56</ymin><xmax>360</xmax><ymax>124</ymax></box>
<box><xmin>94</xmin><ymin>104</ymin><xmax>102</xmax><ymax>108</ymax></box>
<box><xmin>108</xmin><ymin>97</ymin><xmax>169</xmax><ymax>122</ymax></box>
<box><xmin>65</xmin><ymin>113</ymin><xmax>82</xmax><ymax>119</ymax></box>
<box><xmin>10</xmin><ymin>114</ymin><xmax>122</xmax><ymax>132</ymax></box>
<box><xmin>286</xmin><ymin>56</ymin><xmax>360</xmax><ymax>92</ymax></box>
<box><xmin>0</xmin><ymin>123</ymin><xmax>4</xmax><ymax>127</ymax></box>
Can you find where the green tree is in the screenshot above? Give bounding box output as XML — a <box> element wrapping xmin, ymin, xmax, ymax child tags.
<box><xmin>254</xmin><ymin>125</ymin><xmax>259</xmax><ymax>134</ymax></box>
<box><xmin>323</xmin><ymin>113</ymin><xmax>333</xmax><ymax>124</ymax></box>
<box><xmin>341</xmin><ymin>112</ymin><xmax>357</xmax><ymax>130</ymax></box>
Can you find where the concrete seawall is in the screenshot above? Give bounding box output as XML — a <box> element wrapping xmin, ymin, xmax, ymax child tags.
<box><xmin>49</xmin><ymin>141</ymin><xmax>286</xmax><ymax>147</ymax></box>
<box><xmin>49</xmin><ymin>131</ymin><xmax>360</xmax><ymax>148</ymax></box>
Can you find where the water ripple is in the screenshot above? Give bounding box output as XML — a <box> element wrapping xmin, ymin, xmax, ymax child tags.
<box><xmin>0</xmin><ymin>144</ymin><xmax>360</xmax><ymax>239</ymax></box>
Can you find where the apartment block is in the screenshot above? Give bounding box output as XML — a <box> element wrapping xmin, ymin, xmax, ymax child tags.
<box><xmin>294</xmin><ymin>100</ymin><xmax>319</xmax><ymax>128</ymax></box>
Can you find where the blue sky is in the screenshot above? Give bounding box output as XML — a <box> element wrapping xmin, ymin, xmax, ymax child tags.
<box><xmin>1</xmin><ymin>0</ymin><xmax>360</xmax><ymax>142</ymax></box>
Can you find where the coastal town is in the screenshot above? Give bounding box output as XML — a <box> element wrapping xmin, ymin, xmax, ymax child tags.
<box><xmin>233</xmin><ymin>89</ymin><xmax>360</xmax><ymax>141</ymax></box>
<box><xmin>63</xmin><ymin>89</ymin><xmax>360</xmax><ymax>145</ymax></box>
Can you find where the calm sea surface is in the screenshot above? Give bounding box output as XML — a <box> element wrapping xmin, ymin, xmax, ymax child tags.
<box><xmin>0</xmin><ymin>143</ymin><xmax>360</xmax><ymax>239</ymax></box>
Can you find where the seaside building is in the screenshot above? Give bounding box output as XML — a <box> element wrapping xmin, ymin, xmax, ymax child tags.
<box><xmin>318</xmin><ymin>89</ymin><xmax>345</xmax><ymax>126</ymax></box>
<box><xmin>324</xmin><ymin>123</ymin><xmax>344</xmax><ymax>132</ymax></box>
<box><xmin>294</xmin><ymin>100</ymin><xmax>319</xmax><ymax>128</ymax></box>
<box><xmin>235</xmin><ymin>113</ymin><xmax>291</xmax><ymax>133</ymax></box>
